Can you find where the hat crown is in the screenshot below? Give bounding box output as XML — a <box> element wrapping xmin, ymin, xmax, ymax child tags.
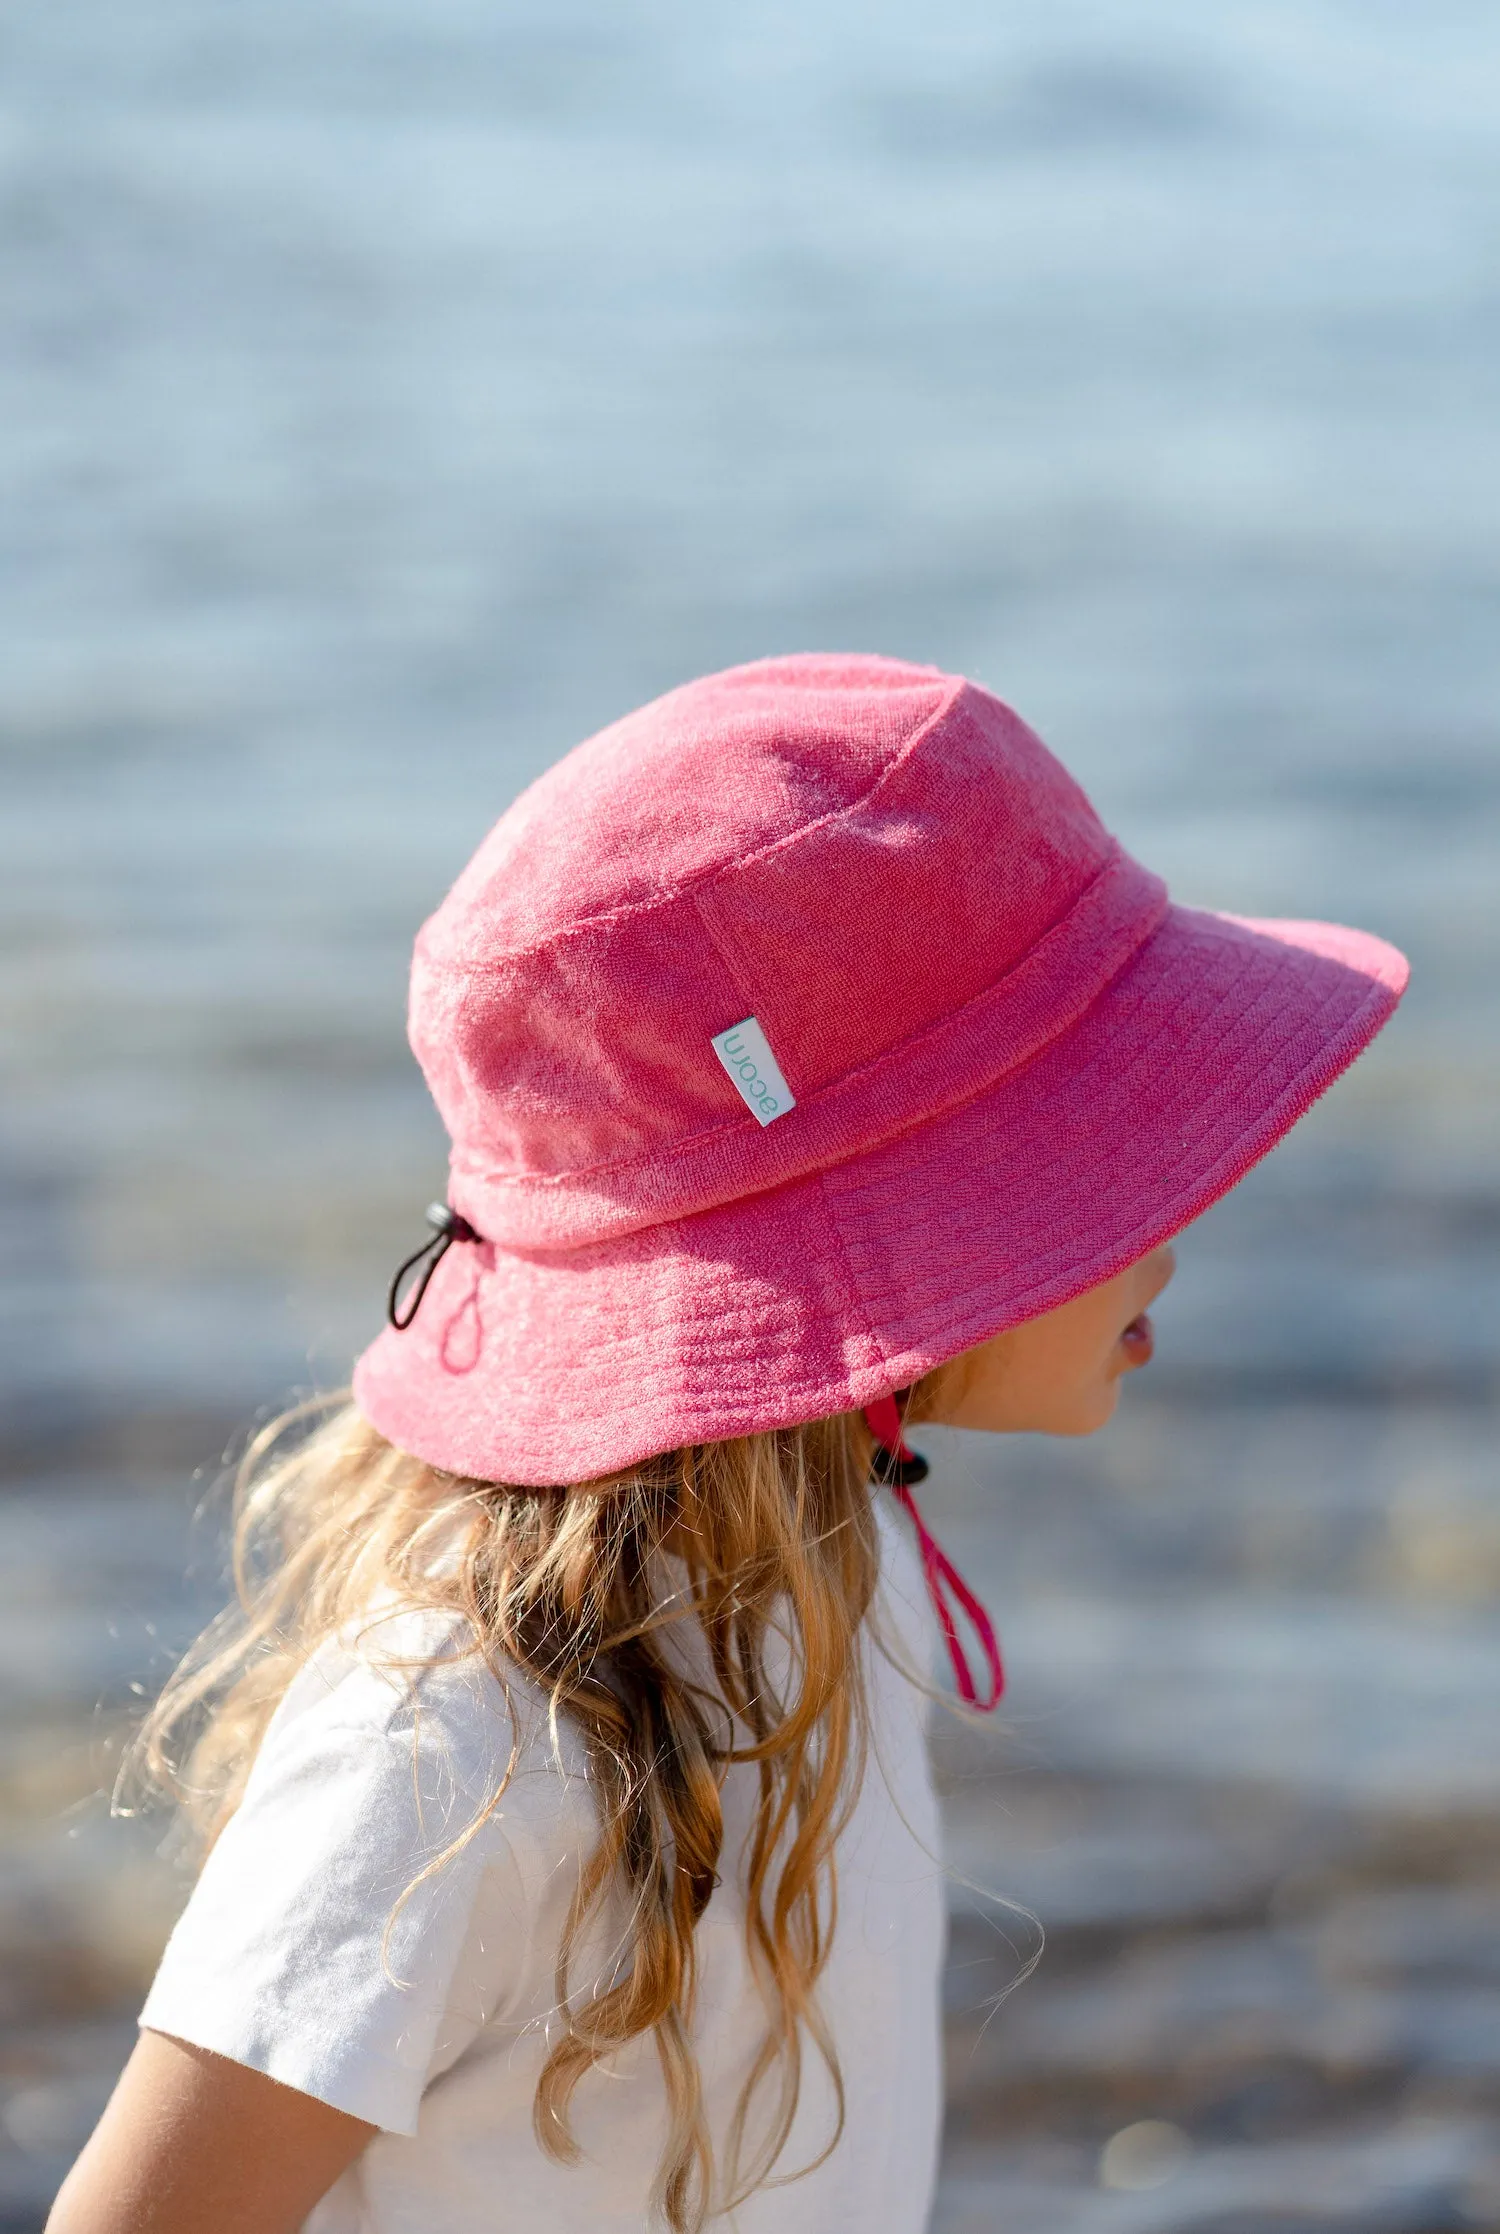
<box><xmin>410</xmin><ymin>654</ymin><xmax>1167</xmax><ymax>1248</ymax></box>
<box><xmin>427</xmin><ymin>655</ymin><xmax>956</xmax><ymax>953</ymax></box>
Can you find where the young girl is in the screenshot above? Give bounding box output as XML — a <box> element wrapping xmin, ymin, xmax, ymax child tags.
<box><xmin>51</xmin><ymin>655</ymin><xmax>1406</xmax><ymax>2234</ymax></box>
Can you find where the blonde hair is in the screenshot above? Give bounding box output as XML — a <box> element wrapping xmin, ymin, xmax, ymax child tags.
<box><xmin>129</xmin><ymin>1394</ymin><xmax>891</xmax><ymax>2230</ymax></box>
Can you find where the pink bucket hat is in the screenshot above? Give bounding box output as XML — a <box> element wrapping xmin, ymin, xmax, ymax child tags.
<box><xmin>354</xmin><ymin>653</ymin><xmax>1408</xmax><ymax>1487</ymax></box>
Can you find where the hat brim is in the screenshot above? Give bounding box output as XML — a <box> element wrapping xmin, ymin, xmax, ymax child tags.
<box><xmin>354</xmin><ymin>906</ymin><xmax>1407</xmax><ymax>1485</ymax></box>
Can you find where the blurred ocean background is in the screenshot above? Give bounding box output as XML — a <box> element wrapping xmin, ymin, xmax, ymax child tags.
<box><xmin>2</xmin><ymin>1</ymin><xmax>1498</xmax><ymax>2226</ymax></box>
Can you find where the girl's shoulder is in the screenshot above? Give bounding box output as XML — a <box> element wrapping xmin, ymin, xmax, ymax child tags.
<box><xmin>143</xmin><ymin>1604</ymin><xmax>589</xmax><ymax>2137</ymax></box>
<box><xmin>253</xmin><ymin>1505</ymin><xmax>931</xmax><ymax>1848</ymax></box>
<box><xmin>254</xmin><ymin>1602</ymin><xmax>598</xmax><ymax>1862</ymax></box>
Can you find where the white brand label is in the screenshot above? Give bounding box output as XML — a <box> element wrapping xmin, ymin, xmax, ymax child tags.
<box><xmin>710</xmin><ymin>1016</ymin><xmax>796</xmax><ymax>1127</ymax></box>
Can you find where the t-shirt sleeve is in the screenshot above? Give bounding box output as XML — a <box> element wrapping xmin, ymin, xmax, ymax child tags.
<box><xmin>140</xmin><ymin>1641</ymin><xmax>533</xmax><ymax>2135</ymax></box>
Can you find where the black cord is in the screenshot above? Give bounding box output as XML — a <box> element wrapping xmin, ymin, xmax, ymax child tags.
<box><xmin>387</xmin><ymin>1203</ymin><xmax>480</xmax><ymax>1331</ymax></box>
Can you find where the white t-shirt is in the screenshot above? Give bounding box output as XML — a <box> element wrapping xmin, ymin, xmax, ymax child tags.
<box><xmin>140</xmin><ymin>1502</ymin><xmax>946</xmax><ymax>2233</ymax></box>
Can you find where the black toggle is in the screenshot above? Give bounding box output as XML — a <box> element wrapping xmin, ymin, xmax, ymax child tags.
<box><xmin>387</xmin><ymin>1202</ymin><xmax>480</xmax><ymax>1331</ymax></box>
<box><xmin>867</xmin><ymin>1442</ymin><xmax>930</xmax><ymax>1489</ymax></box>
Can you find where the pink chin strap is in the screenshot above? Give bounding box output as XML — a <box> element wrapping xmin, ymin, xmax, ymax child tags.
<box><xmin>863</xmin><ymin>1397</ymin><xmax>1004</xmax><ymax>1711</ymax></box>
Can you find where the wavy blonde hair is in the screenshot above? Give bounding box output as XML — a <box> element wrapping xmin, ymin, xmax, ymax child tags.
<box><xmin>128</xmin><ymin>1393</ymin><xmax>894</xmax><ymax>2230</ymax></box>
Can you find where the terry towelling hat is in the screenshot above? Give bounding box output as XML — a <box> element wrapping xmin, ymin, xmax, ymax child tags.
<box><xmin>354</xmin><ymin>654</ymin><xmax>1407</xmax><ymax>1489</ymax></box>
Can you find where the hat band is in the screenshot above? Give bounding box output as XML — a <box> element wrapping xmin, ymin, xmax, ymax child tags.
<box><xmin>452</xmin><ymin>846</ymin><xmax>1168</xmax><ymax>1253</ymax></box>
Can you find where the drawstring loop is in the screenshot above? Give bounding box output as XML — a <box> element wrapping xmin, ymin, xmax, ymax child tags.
<box><xmin>864</xmin><ymin>1395</ymin><xmax>1005</xmax><ymax>1711</ymax></box>
<box><xmin>387</xmin><ymin>1203</ymin><xmax>480</xmax><ymax>1331</ymax></box>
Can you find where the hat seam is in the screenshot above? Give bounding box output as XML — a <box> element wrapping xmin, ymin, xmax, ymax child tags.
<box><xmin>814</xmin><ymin>1165</ymin><xmax>899</xmax><ymax>1390</ymax></box>
<box><xmin>1018</xmin><ymin>968</ymin><xmax>1401</xmax><ymax>1291</ymax></box>
<box><xmin>447</xmin><ymin>843</ymin><xmax>1157</xmax><ymax>1200</ymax></box>
<box><xmin>795</xmin><ymin>924</ymin><xmax>1394</xmax><ymax>1322</ymax></box>
<box><xmin>808</xmin><ymin>958</ymin><xmax>1403</xmax><ymax>1380</ymax></box>
<box><xmin>843</xmin><ymin>943</ymin><xmax>1400</xmax><ymax>1322</ymax></box>
<box><xmin>415</xmin><ymin>677</ymin><xmax>966</xmax><ymax>976</ymax></box>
